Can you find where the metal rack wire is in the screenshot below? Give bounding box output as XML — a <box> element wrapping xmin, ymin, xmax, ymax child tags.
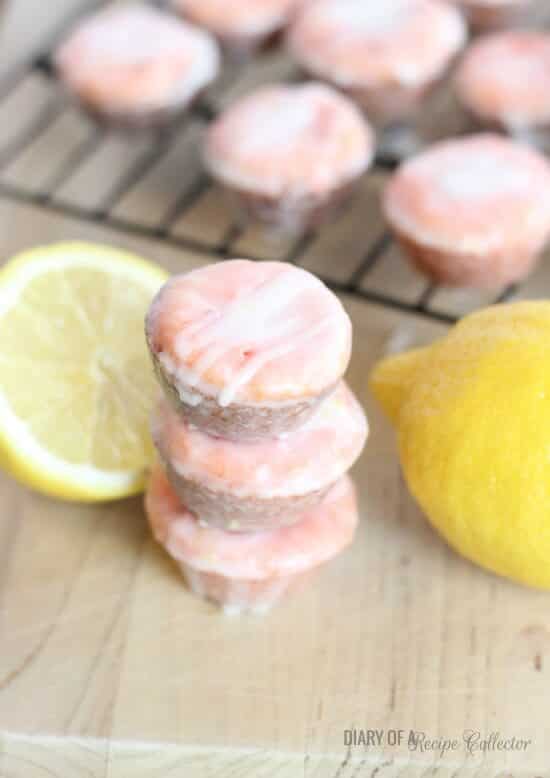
<box><xmin>0</xmin><ymin>1</ymin><xmax>547</xmax><ymax>324</ymax></box>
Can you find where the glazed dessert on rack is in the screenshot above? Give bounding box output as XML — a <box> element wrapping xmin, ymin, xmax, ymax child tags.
<box><xmin>383</xmin><ymin>134</ymin><xmax>550</xmax><ymax>288</ymax></box>
<box><xmin>145</xmin><ymin>260</ymin><xmax>353</xmax><ymax>441</ymax></box>
<box><xmin>152</xmin><ymin>382</ymin><xmax>367</xmax><ymax>531</ymax></box>
<box><xmin>146</xmin><ymin>464</ymin><xmax>359</xmax><ymax>614</ymax></box>
<box><xmin>450</xmin><ymin>0</ymin><xmax>536</xmax><ymax>32</ymax></box>
<box><xmin>54</xmin><ymin>3</ymin><xmax>220</xmax><ymax>128</ymax></box>
<box><xmin>173</xmin><ymin>0</ymin><xmax>303</xmax><ymax>56</ymax></box>
<box><xmin>203</xmin><ymin>83</ymin><xmax>374</xmax><ymax>233</ymax></box>
<box><xmin>455</xmin><ymin>32</ymin><xmax>550</xmax><ymax>141</ymax></box>
<box><xmin>287</xmin><ymin>0</ymin><xmax>466</xmax><ymax>125</ymax></box>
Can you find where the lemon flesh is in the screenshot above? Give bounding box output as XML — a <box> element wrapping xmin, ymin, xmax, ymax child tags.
<box><xmin>0</xmin><ymin>242</ymin><xmax>168</xmax><ymax>501</ymax></box>
<box><xmin>370</xmin><ymin>302</ymin><xmax>550</xmax><ymax>589</ymax></box>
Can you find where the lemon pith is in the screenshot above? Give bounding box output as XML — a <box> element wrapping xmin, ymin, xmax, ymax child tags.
<box><xmin>0</xmin><ymin>242</ymin><xmax>168</xmax><ymax>501</ymax></box>
<box><xmin>370</xmin><ymin>302</ymin><xmax>550</xmax><ymax>589</ymax></box>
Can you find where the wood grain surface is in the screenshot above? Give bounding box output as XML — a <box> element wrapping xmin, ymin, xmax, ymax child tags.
<box><xmin>1</xmin><ymin>2</ymin><xmax>550</xmax><ymax>777</ymax></box>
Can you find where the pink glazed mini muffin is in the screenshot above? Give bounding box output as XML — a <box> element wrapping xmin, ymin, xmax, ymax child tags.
<box><xmin>383</xmin><ymin>134</ymin><xmax>550</xmax><ymax>288</ymax></box>
<box><xmin>451</xmin><ymin>0</ymin><xmax>536</xmax><ymax>33</ymax></box>
<box><xmin>145</xmin><ymin>260</ymin><xmax>352</xmax><ymax>441</ymax></box>
<box><xmin>287</xmin><ymin>0</ymin><xmax>466</xmax><ymax>125</ymax></box>
<box><xmin>173</xmin><ymin>0</ymin><xmax>303</xmax><ymax>56</ymax></box>
<box><xmin>455</xmin><ymin>32</ymin><xmax>550</xmax><ymax>136</ymax></box>
<box><xmin>54</xmin><ymin>4</ymin><xmax>220</xmax><ymax>128</ymax></box>
<box><xmin>203</xmin><ymin>83</ymin><xmax>374</xmax><ymax>233</ymax></box>
<box><xmin>153</xmin><ymin>381</ymin><xmax>367</xmax><ymax>531</ymax></box>
<box><xmin>146</xmin><ymin>463</ymin><xmax>359</xmax><ymax>613</ymax></box>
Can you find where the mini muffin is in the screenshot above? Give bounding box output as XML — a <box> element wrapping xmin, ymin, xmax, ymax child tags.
<box><xmin>173</xmin><ymin>0</ymin><xmax>303</xmax><ymax>56</ymax></box>
<box><xmin>287</xmin><ymin>0</ymin><xmax>466</xmax><ymax>125</ymax></box>
<box><xmin>145</xmin><ymin>260</ymin><xmax>352</xmax><ymax>441</ymax></box>
<box><xmin>145</xmin><ymin>463</ymin><xmax>359</xmax><ymax>613</ymax></box>
<box><xmin>203</xmin><ymin>82</ymin><xmax>374</xmax><ymax>233</ymax></box>
<box><xmin>153</xmin><ymin>381</ymin><xmax>367</xmax><ymax>531</ymax></box>
<box><xmin>54</xmin><ymin>3</ymin><xmax>220</xmax><ymax>128</ymax></box>
<box><xmin>383</xmin><ymin>134</ymin><xmax>550</xmax><ymax>288</ymax></box>
<box><xmin>455</xmin><ymin>32</ymin><xmax>550</xmax><ymax>137</ymax></box>
<box><xmin>451</xmin><ymin>0</ymin><xmax>535</xmax><ymax>32</ymax></box>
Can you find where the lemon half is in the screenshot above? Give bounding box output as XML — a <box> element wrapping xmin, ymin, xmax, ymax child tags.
<box><xmin>0</xmin><ymin>242</ymin><xmax>168</xmax><ymax>501</ymax></box>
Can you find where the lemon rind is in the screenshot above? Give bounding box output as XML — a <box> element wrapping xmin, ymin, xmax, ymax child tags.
<box><xmin>0</xmin><ymin>242</ymin><xmax>168</xmax><ymax>501</ymax></box>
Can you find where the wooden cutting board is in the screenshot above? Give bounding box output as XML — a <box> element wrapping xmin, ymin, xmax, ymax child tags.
<box><xmin>2</xmin><ymin>3</ymin><xmax>550</xmax><ymax>777</ymax></box>
<box><xmin>2</xmin><ymin>203</ymin><xmax>550</xmax><ymax>778</ymax></box>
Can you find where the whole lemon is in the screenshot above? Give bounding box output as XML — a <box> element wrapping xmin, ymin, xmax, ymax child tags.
<box><xmin>370</xmin><ymin>302</ymin><xmax>550</xmax><ymax>589</ymax></box>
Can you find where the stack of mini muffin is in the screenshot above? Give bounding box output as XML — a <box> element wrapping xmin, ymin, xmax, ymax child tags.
<box><xmin>144</xmin><ymin>259</ymin><xmax>367</xmax><ymax>613</ymax></box>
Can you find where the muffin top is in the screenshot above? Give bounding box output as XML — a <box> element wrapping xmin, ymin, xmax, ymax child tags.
<box><xmin>154</xmin><ymin>382</ymin><xmax>367</xmax><ymax>498</ymax></box>
<box><xmin>204</xmin><ymin>83</ymin><xmax>373</xmax><ymax>197</ymax></box>
<box><xmin>54</xmin><ymin>3</ymin><xmax>220</xmax><ymax>112</ymax></box>
<box><xmin>287</xmin><ymin>0</ymin><xmax>466</xmax><ymax>88</ymax></box>
<box><xmin>456</xmin><ymin>32</ymin><xmax>550</xmax><ymax>127</ymax></box>
<box><xmin>146</xmin><ymin>464</ymin><xmax>358</xmax><ymax>579</ymax></box>
<box><xmin>174</xmin><ymin>0</ymin><xmax>302</xmax><ymax>40</ymax></box>
<box><xmin>146</xmin><ymin>260</ymin><xmax>352</xmax><ymax>406</ymax></box>
<box><xmin>384</xmin><ymin>134</ymin><xmax>550</xmax><ymax>253</ymax></box>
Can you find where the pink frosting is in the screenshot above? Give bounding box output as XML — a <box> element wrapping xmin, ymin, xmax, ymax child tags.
<box><xmin>384</xmin><ymin>134</ymin><xmax>550</xmax><ymax>254</ymax></box>
<box><xmin>147</xmin><ymin>260</ymin><xmax>352</xmax><ymax>406</ymax></box>
<box><xmin>146</xmin><ymin>464</ymin><xmax>358</xmax><ymax>579</ymax></box>
<box><xmin>54</xmin><ymin>4</ymin><xmax>219</xmax><ymax>112</ymax></box>
<box><xmin>204</xmin><ymin>83</ymin><xmax>374</xmax><ymax>198</ymax></box>
<box><xmin>153</xmin><ymin>381</ymin><xmax>367</xmax><ymax>498</ymax></box>
<box><xmin>456</xmin><ymin>32</ymin><xmax>550</xmax><ymax>126</ymax></box>
<box><xmin>288</xmin><ymin>0</ymin><xmax>466</xmax><ymax>89</ymax></box>
<box><xmin>174</xmin><ymin>0</ymin><xmax>302</xmax><ymax>39</ymax></box>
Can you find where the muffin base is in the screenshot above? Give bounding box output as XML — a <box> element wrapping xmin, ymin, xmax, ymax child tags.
<box><xmin>164</xmin><ymin>459</ymin><xmax>332</xmax><ymax>531</ymax></box>
<box><xmin>180</xmin><ymin>563</ymin><xmax>311</xmax><ymax>613</ymax></box>
<box><xmin>461</xmin><ymin>1</ymin><xmax>534</xmax><ymax>32</ymax></box>
<box><xmin>345</xmin><ymin>80</ymin><xmax>439</xmax><ymax>127</ymax></box>
<box><xmin>150</xmin><ymin>349</ymin><xmax>337</xmax><ymax>442</ymax></box>
<box><xmin>296</xmin><ymin>64</ymin><xmax>443</xmax><ymax>127</ymax></box>
<box><xmin>61</xmin><ymin>89</ymin><xmax>203</xmax><ymax>131</ymax></box>
<box><xmin>462</xmin><ymin>109</ymin><xmax>550</xmax><ymax>155</ymax></box>
<box><xmin>220</xmin><ymin>175</ymin><xmax>361</xmax><ymax>236</ymax></box>
<box><xmin>393</xmin><ymin>228</ymin><xmax>544</xmax><ymax>289</ymax></box>
<box><xmin>216</xmin><ymin>27</ymin><xmax>283</xmax><ymax>61</ymax></box>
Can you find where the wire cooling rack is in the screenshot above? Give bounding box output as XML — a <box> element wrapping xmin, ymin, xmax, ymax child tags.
<box><xmin>0</xmin><ymin>0</ymin><xmax>550</xmax><ymax>324</ymax></box>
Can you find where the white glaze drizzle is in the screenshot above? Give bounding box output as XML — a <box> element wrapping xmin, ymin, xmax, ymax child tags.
<box><xmin>239</xmin><ymin>96</ymin><xmax>317</xmax><ymax>153</ymax></box>
<box><xmin>63</xmin><ymin>5</ymin><xmax>209</xmax><ymax>63</ymax></box>
<box><xmin>218</xmin><ymin>314</ymin><xmax>336</xmax><ymax>407</ymax></box>
<box><xmin>315</xmin><ymin>0</ymin><xmax>412</xmax><ymax>37</ymax></box>
<box><xmin>438</xmin><ymin>156</ymin><xmax>531</xmax><ymax>200</ymax></box>
<box><xmin>172</xmin><ymin>268</ymin><xmax>335</xmax><ymax>406</ymax></box>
